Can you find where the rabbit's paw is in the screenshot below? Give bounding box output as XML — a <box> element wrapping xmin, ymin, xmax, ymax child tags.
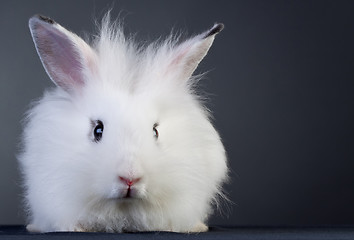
<box><xmin>190</xmin><ymin>222</ymin><xmax>208</xmax><ymax>233</ymax></box>
<box><xmin>26</xmin><ymin>224</ymin><xmax>42</xmax><ymax>233</ymax></box>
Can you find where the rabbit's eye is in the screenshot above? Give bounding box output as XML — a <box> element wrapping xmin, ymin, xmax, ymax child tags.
<box><xmin>153</xmin><ymin>123</ymin><xmax>159</xmax><ymax>139</ymax></box>
<box><xmin>93</xmin><ymin>120</ymin><xmax>104</xmax><ymax>142</ymax></box>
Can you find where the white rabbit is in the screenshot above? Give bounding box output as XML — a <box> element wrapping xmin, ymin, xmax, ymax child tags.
<box><xmin>18</xmin><ymin>13</ymin><xmax>228</xmax><ymax>233</ymax></box>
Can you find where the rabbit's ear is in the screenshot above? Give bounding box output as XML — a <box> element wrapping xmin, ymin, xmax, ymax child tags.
<box><xmin>167</xmin><ymin>23</ymin><xmax>224</xmax><ymax>82</ymax></box>
<box><xmin>29</xmin><ymin>15</ymin><xmax>97</xmax><ymax>93</ymax></box>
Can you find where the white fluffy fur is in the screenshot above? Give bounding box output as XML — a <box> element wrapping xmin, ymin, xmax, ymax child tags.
<box><xmin>19</xmin><ymin>14</ymin><xmax>228</xmax><ymax>233</ymax></box>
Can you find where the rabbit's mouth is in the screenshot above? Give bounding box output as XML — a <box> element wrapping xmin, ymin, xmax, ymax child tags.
<box><xmin>106</xmin><ymin>186</ymin><xmax>143</xmax><ymax>200</ymax></box>
<box><xmin>123</xmin><ymin>187</ymin><xmax>133</xmax><ymax>199</ymax></box>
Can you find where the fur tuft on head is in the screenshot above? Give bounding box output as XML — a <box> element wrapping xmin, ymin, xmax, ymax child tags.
<box><xmin>19</xmin><ymin>13</ymin><xmax>228</xmax><ymax>233</ymax></box>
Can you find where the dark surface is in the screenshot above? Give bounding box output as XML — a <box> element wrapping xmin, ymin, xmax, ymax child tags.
<box><xmin>1</xmin><ymin>226</ymin><xmax>354</xmax><ymax>240</ymax></box>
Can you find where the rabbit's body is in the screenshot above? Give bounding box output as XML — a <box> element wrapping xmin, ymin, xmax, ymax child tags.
<box><xmin>19</xmin><ymin>14</ymin><xmax>228</xmax><ymax>233</ymax></box>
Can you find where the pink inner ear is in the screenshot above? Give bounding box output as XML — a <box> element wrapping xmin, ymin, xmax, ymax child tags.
<box><xmin>166</xmin><ymin>40</ymin><xmax>205</xmax><ymax>81</ymax></box>
<box><xmin>169</xmin><ymin>39</ymin><xmax>198</xmax><ymax>69</ymax></box>
<box><xmin>35</xmin><ymin>24</ymin><xmax>85</xmax><ymax>91</ymax></box>
<box><xmin>170</xmin><ymin>47</ymin><xmax>190</xmax><ymax>67</ymax></box>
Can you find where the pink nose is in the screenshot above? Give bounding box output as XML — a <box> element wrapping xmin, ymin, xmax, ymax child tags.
<box><xmin>119</xmin><ymin>176</ymin><xmax>141</xmax><ymax>186</ymax></box>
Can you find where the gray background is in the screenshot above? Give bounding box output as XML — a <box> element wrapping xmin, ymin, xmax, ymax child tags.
<box><xmin>1</xmin><ymin>0</ymin><xmax>354</xmax><ymax>226</ymax></box>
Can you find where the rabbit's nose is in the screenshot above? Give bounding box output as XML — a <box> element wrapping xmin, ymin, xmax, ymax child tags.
<box><xmin>119</xmin><ymin>176</ymin><xmax>141</xmax><ymax>186</ymax></box>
